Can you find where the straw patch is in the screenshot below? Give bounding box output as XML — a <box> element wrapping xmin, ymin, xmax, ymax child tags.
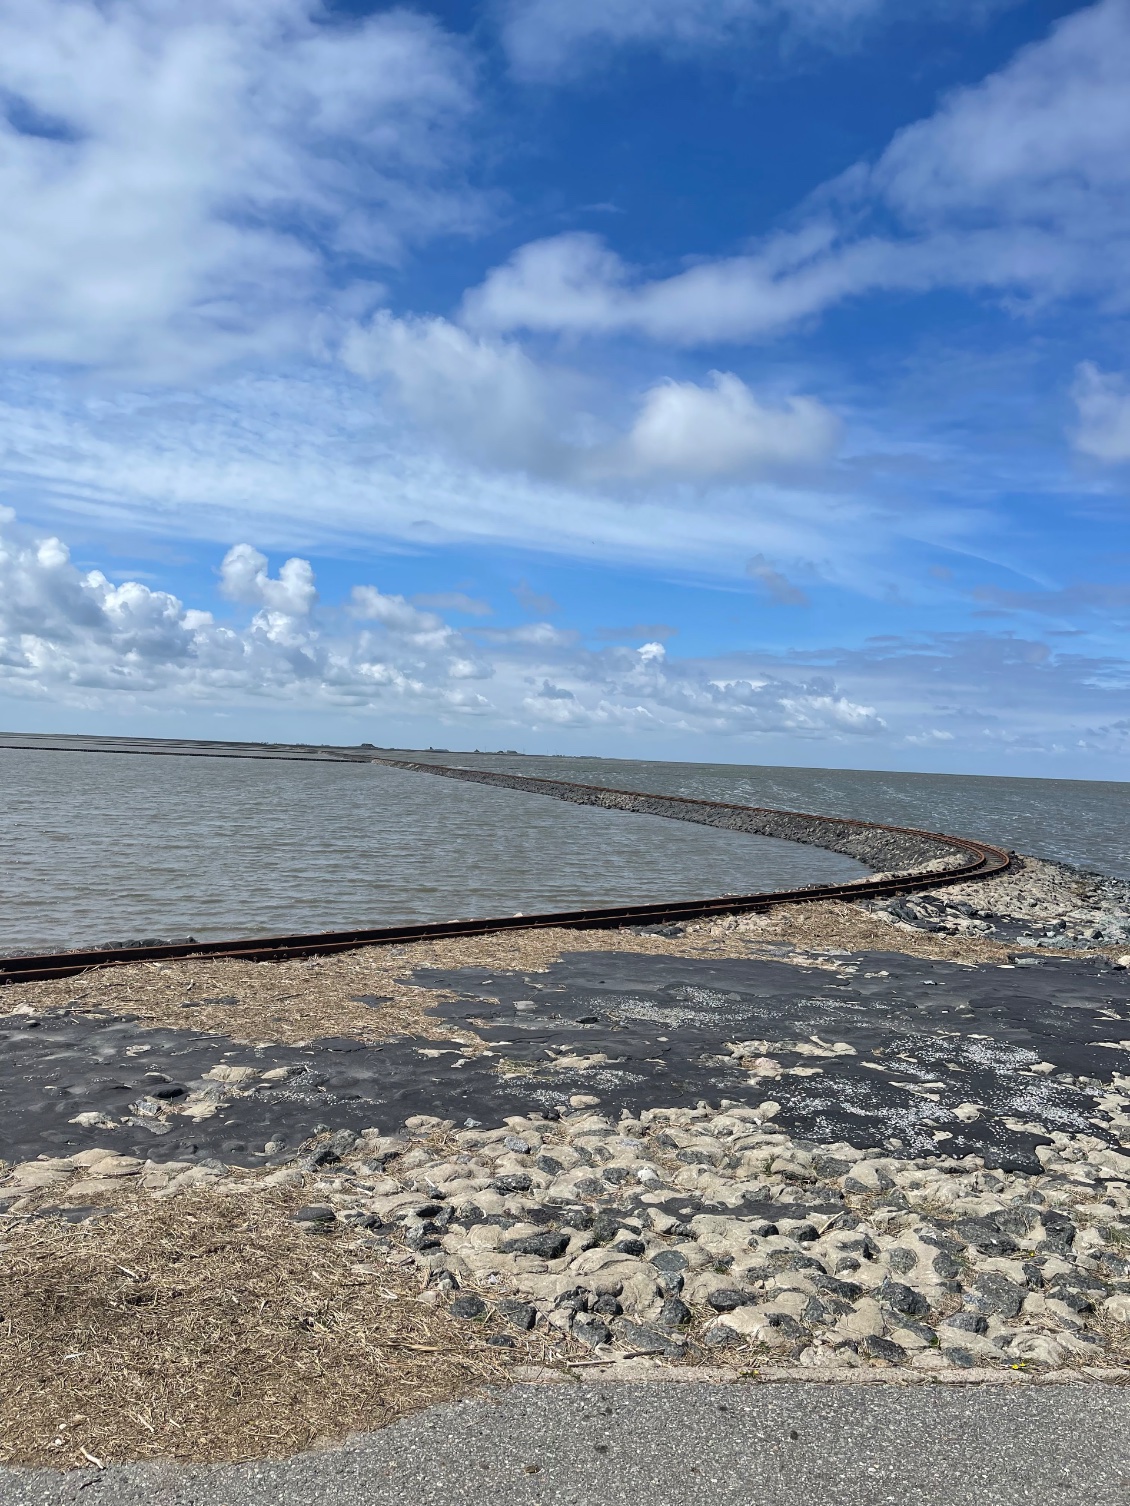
<box><xmin>0</xmin><ymin>1190</ymin><xmax>516</xmax><ymax>1469</ymax></box>
<box><xmin>0</xmin><ymin>906</ymin><xmax>1038</xmax><ymax>1051</ymax></box>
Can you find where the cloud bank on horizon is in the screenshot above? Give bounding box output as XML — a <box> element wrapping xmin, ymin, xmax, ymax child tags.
<box><xmin>0</xmin><ymin>0</ymin><xmax>1127</xmax><ymax>774</ymax></box>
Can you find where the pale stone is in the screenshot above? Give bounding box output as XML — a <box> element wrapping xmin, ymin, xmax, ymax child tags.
<box><xmin>461</xmin><ymin>1224</ymin><xmax>505</xmax><ymax>1252</ymax></box>
<box><xmin>257</xmin><ymin>1168</ymin><xmax>304</xmax><ymax>1189</ymax></box>
<box><xmin>647</xmin><ymin>1209</ymin><xmax>681</xmax><ymax>1234</ymax></box>
<box><xmin>1092</xmin><ymin>1149</ymin><xmax>1130</xmax><ymax>1178</ymax></box>
<box><xmin>762</xmin><ymin>1289</ymin><xmax>809</xmax><ymax>1320</ymax></box>
<box><xmin>712</xmin><ymin>1306</ymin><xmax>791</xmax><ymax>1345</ymax></box>
<box><xmin>1008</xmin><ymin>1332</ymin><xmax>1068</xmax><ymax>1366</ymax></box>
<box><xmin>910</xmin><ymin>1349</ymin><xmax>954</xmax><ymax>1370</ymax></box>
<box><xmin>1103</xmin><ymin>1293</ymin><xmax>1130</xmax><ymax>1322</ymax></box>
<box><xmin>682</xmin><ymin>1270</ymin><xmax>746</xmax><ymax>1305</ymax></box>
<box><xmin>569</xmin><ymin>1249</ymin><xmax>650</xmax><ymax>1279</ymax></box>
<box><xmin>888</xmin><ymin>1325</ymin><xmax>930</xmax><ymax>1351</ymax></box>
<box><xmin>68</xmin><ymin>1112</ymin><xmax>116</xmax><ymax>1129</ymax></box>
<box><xmin>86</xmin><ymin>1155</ymin><xmax>143</xmax><ymax>1178</ymax></box>
<box><xmin>7</xmin><ymin>1167</ymin><xmax>71</xmax><ymax>1189</ymax></box>
<box><xmin>830</xmin><ymin>1298</ymin><xmax>884</xmax><ymax>1342</ymax></box>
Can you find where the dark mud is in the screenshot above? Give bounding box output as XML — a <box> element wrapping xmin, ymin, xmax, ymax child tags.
<box><xmin>3</xmin><ymin>949</ymin><xmax>1130</xmax><ymax>1175</ymax></box>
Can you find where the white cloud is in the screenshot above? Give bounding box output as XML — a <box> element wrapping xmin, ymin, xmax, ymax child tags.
<box><xmin>467</xmin><ymin>0</ymin><xmax>1130</xmax><ymax>343</ymax></box>
<box><xmin>342</xmin><ymin>309</ymin><xmax>839</xmax><ymax>482</ymax></box>
<box><xmin>340</xmin><ymin>311</ymin><xmax>563</xmax><ymax>472</ymax></box>
<box><xmin>219</xmin><ymin>544</ymin><xmax>317</xmax><ymax>616</ymax></box>
<box><xmin>348</xmin><ymin>585</ymin><xmax>458</xmax><ymax>652</ymax></box>
<box><xmin>611</xmin><ymin>373</ymin><xmax>841</xmax><ymax>478</ymax></box>
<box><xmin>499</xmin><ymin>0</ymin><xmax>910</xmax><ymax>80</ymax></box>
<box><xmin>0</xmin><ymin>364</ymin><xmax>877</xmax><ymax>578</ymax></box>
<box><xmin>0</xmin><ymin>510</ymin><xmax>888</xmax><ymax>741</ymax></box>
<box><xmin>3</xmin><ymin>513</ymin><xmax>1129</xmax><ymax>767</ymax></box>
<box><xmin>0</xmin><ymin>0</ymin><xmax>476</xmax><ymax>378</ymax></box>
<box><xmin>1071</xmin><ymin>362</ymin><xmax>1130</xmax><ymax>463</ymax></box>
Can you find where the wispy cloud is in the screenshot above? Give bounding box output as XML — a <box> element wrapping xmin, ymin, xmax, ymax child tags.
<box><xmin>746</xmin><ymin>554</ymin><xmax>810</xmax><ymax>607</ymax></box>
<box><xmin>413</xmin><ymin>591</ymin><xmax>493</xmax><ymax>616</ymax></box>
<box><xmin>512</xmin><ymin>579</ymin><xmax>560</xmax><ymax>615</ymax></box>
<box><xmin>499</xmin><ymin>0</ymin><xmax>938</xmax><ymax>80</ymax></box>
<box><xmin>594</xmin><ymin>623</ymin><xmax>678</xmax><ymax>641</ymax></box>
<box><xmin>0</xmin><ymin>0</ymin><xmax>479</xmax><ymax>379</ymax></box>
<box><xmin>468</xmin><ymin>1</ymin><xmax>1130</xmax><ymax>344</ymax></box>
<box><xmin>1072</xmin><ymin>362</ymin><xmax>1130</xmax><ymax>463</ymax></box>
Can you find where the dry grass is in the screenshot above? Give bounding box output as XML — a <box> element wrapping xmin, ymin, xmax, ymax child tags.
<box><xmin>0</xmin><ymin>1187</ymin><xmax>526</xmax><ymax>1469</ymax></box>
<box><xmin>2</xmin><ymin>900</ymin><xmax>1098</xmax><ymax>1050</ymax></box>
<box><xmin>0</xmin><ymin>950</ymin><xmax>477</xmax><ymax>1049</ymax></box>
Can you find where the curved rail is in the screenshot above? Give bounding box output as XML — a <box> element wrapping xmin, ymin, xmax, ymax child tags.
<box><xmin>0</xmin><ymin>755</ymin><xmax>1010</xmax><ymax>986</ymax></box>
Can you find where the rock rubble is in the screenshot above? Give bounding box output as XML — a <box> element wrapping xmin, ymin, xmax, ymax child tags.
<box><xmin>11</xmin><ymin>1091</ymin><xmax>1128</xmax><ymax>1375</ymax></box>
<box><xmin>862</xmin><ymin>856</ymin><xmax>1130</xmax><ymax>954</ymax></box>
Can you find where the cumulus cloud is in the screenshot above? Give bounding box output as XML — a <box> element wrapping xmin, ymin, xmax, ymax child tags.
<box><xmin>0</xmin><ymin>0</ymin><xmax>476</xmax><ymax>377</ymax></box>
<box><xmin>3</xmin><ymin>513</ymin><xmax>1128</xmax><ymax>763</ymax></box>
<box><xmin>340</xmin><ymin>311</ymin><xmax>563</xmax><ymax>472</ymax></box>
<box><xmin>219</xmin><ymin>545</ymin><xmax>317</xmax><ymax>617</ymax></box>
<box><xmin>0</xmin><ymin>511</ymin><xmax>890</xmax><ymax>742</ymax></box>
<box><xmin>612</xmin><ymin>374</ymin><xmax>841</xmax><ymax>479</ymax></box>
<box><xmin>467</xmin><ymin>0</ymin><xmax>1130</xmax><ymax>343</ymax></box>
<box><xmin>343</xmin><ymin>308</ymin><xmax>839</xmax><ymax>482</ymax></box>
<box><xmin>348</xmin><ymin>586</ymin><xmax>457</xmax><ymax>651</ymax></box>
<box><xmin>1071</xmin><ymin>362</ymin><xmax>1130</xmax><ymax>462</ymax></box>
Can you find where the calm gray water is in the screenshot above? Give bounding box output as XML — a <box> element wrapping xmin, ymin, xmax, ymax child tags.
<box><xmin>0</xmin><ymin>749</ymin><xmax>866</xmax><ymax>953</ymax></box>
<box><xmin>4</xmin><ymin>745</ymin><xmax>1127</xmax><ymax>955</ymax></box>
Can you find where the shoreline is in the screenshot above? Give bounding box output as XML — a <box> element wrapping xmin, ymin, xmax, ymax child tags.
<box><xmin>3</xmin><ymin>857</ymin><xmax>1130</xmax><ymax>1467</ymax></box>
<box><xmin>2</xmin><ymin>742</ymin><xmax>1130</xmax><ymax>1472</ymax></box>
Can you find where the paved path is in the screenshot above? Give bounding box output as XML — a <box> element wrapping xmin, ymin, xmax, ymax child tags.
<box><xmin>2</xmin><ymin>1382</ymin><xmax>1129</xmax><ymax>1506</ymax></box>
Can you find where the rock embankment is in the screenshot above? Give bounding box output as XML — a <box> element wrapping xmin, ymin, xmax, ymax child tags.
<box><xmin>373</xmin><ymin>757</ymin><xmax>975</xmax><ymax>878</ymax></box>
<box><xmin>866</xmin><ymin>855</ymin><xmax>1130</xmax><ymax>953</ymax></box>
<box><xmin>13</xmin><ymin>1094</ymin><xmax>1130</xmax><ymax>1375</ymax></box>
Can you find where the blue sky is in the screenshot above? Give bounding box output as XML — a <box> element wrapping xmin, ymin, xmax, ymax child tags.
<box><xmin>0</xmin><ymin>0</ymin><xmax>1128</xmax><ymax>775</ymax></box>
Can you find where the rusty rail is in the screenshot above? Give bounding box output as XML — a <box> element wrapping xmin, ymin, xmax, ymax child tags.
<box><xmin>0</xmin><ymin>752</ymin><xmax>1010</xmax><ymax>985</ymax></box>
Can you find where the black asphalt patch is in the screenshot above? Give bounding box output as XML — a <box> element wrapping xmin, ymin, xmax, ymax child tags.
<box><xmin>2</xmin><ymin>949</ymin><xmax>1129</xmax><ymax>1171</ymax></box>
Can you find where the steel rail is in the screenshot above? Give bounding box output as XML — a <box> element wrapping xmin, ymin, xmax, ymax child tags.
<box><xmin>0</xmin><ymin>755</ymin><xmax>1010</xmax><ymax>986</ymax></box>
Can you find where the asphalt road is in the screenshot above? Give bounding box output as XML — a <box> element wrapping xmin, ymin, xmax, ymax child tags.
<box><xmin>2</xmin><ymin>1381</ymin><xmax>1129</xmax><ymax>1506</ymax></box>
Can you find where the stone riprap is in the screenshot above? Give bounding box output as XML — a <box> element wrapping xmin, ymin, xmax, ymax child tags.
<box><xmin>862</xmin><ymin>855</ymin><xmax>1130</xmax><ymax>952</ymax></box>
<box><xmin>311</xmin><ymin>1102</ymin><xmax>1130</xmax><ymax>1373</ymax></box>
<box><xmin>7</xmin><ymin>1101</ymin><xmax>1130</xmax><ymax>1377</ymax></box>
<box><xmin>372</xmin><ymin>757</ymin><xmax>974</xmax><ymax>878</ymax></box>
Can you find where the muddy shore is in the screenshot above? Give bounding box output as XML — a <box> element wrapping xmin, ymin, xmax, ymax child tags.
<box><xmin>2</xmin><ymin>852</ymin><xmax>1130</xmax><ymax>1469</ymax></box>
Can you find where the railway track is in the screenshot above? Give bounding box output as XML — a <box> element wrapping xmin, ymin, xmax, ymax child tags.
<box><xmin>0</xmin><ymin>750</ymin><xmax>1010</xmax><ymax>986</ymax></box>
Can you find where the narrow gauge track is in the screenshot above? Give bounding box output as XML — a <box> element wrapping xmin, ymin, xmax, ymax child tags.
<box><xmin>0</xmin><ymin>752</ymin><xmax>1010</xmax><ymax>986</ymax></box>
